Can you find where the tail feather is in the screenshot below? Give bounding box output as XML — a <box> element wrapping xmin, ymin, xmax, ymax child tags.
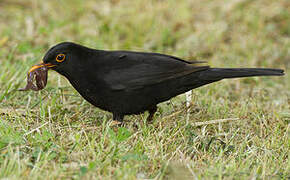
<box><xmin>199</xmin><ymin>68</ymin><xmax>285</xmax><ymax>80</ymax></box>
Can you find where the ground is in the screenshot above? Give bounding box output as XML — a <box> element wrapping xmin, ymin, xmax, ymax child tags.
<box><xmin>0</xmin><ymin>0</ymin><xmax>289</xmax><ymax>179</ymax></box>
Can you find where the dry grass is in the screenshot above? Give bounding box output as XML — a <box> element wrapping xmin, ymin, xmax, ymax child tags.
<box><xmin>0</xmin><ymin>0</ymin><xmax>289</xmax><ymax>179</ymax></box>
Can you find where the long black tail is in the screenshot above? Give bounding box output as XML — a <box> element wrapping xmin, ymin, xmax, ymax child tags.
<box><xmin>199</xmin><ymin>68</ymin><xmax>284</xmax><ymax>80</ymax></box>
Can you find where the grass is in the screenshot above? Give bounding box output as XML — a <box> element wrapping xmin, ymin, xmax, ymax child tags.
<box><xmin>0</xmin><ymin>0</ymin><xmax>289</xmax><ymax>179</ymax></box>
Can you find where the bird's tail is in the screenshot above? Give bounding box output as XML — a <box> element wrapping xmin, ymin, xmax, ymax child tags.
<box><xmin>199</xmin><ymin>68</ymin><xmax>285</xmax><ymax>80</ymax></box>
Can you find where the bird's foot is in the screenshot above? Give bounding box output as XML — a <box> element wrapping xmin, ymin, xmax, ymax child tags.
<box><xmin>110</xmin><ymin>120</ymin><xmax>124</xmax><ymax>127</ymax></box>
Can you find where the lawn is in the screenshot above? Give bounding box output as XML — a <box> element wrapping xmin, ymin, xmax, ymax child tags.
<box><xmin>0</xmin><ymin>0</ymin><xmax>289</xmax><ymax>179</ymax></box>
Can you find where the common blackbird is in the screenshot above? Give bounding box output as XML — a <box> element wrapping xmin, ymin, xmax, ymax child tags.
<box><xmin>26</xmin><ymin>42</ymin><xmax>284</xmax><ymax>122</ymax></box>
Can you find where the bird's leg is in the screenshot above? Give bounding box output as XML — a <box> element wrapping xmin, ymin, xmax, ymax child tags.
<box><xmin>113</xmin><ymin>113</ymin><xmax>124</xmax><ymax>122</ymax></box>
<box><xmin>146</xmin><ymin>105</ymin><xmax>157</xmax><ymax>123</ymax></box>
<box><xmin>112</xmin><ymin>113</ymin><xmax>124</xmax><ymax>125</ymax></box>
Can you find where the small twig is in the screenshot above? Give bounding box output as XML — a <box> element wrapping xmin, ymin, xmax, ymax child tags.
<box><xmin>162</xmin><ymin>102</ymin><xmax>197</xmax><ymax>120</ymax></box>
<box><xmin>162</xmin><ymin>109</ymin><xmax>184</xmax><ymax>119</ymax></box>
<box><xmin>185</xmin><ymin>91</ymin><xmax>192</xmax><ymax>125</ymax></box>
<box><xmin>24</xmin><ymin>122</ymin><xmax>48</xmax><ymax>136</ymax></box>
<box><xmin>192</xmin><ymin>118</ymin><xmax>240</xmax><ymax>127</ymax></box>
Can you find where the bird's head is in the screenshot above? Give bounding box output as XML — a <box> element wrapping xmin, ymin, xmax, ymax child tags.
<box><xmin>29</xmin><ymin>42</ymin><xmax>91</xmax><ymax>76</ymax></box>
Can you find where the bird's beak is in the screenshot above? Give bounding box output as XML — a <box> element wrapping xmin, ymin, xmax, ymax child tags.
<box><xmin>28</xmin><ymin>62</ymin><xmax>57</xmax><ymax>73</ymax></box>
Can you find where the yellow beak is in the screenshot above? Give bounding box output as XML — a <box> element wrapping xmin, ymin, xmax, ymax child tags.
<box><xmin>29</xmin><ymin>62</ymin><xmax>56</xmax><ymax>73</ymax></box>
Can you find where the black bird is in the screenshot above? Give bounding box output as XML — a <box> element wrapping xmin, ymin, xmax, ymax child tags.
<box><xmin>28</xmin><ymin>42</ymin><xmax>284</xmax><ymax>122</ymax></box>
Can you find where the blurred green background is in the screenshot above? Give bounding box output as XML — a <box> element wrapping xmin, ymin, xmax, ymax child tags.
<box><xmin>0</xmin><ymin>0</ymin><xmax>289</xmax><ymax>179</ymax></box>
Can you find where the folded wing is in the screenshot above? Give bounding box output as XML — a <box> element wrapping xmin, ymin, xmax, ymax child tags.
<box><xmin>102</xmin><ymin>52</ymin><xmax>209</xmax><ymax>90</ymax></box>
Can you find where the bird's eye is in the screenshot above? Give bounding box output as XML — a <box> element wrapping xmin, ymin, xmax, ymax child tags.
<box><xmin>56</xmin><ymin>54</ymin><xmax>66</xmax><ymax>62</ymax></box>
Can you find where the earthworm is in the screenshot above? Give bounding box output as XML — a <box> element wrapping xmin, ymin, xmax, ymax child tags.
<box><xmin>19</xmin><ymin>65</ymin><xmax>48</xmax><ymax>91</ymax></box>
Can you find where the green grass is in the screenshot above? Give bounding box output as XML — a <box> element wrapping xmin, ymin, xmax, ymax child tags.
<box><xmin>0</xmin><ymin>0</ymin><xmax>289</xmax><ymax>179</ymax></box>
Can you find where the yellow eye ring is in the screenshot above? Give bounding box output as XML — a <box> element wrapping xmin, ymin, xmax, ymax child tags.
<box><xmin>56</xmin><ymin>54</ymin><xmax>66</xmax><ymax>62</ymax></box>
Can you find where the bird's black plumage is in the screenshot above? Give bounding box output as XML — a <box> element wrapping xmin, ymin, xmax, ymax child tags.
<box><xmin>40</xmin><ymin>42</ymin><xmax>284</xmax><ymax>122</ymax></box>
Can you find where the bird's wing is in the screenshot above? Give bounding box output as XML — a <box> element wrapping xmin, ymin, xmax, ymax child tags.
<box><xmin>101</xmin><ymin>52</ymin><xmax>209</xmax><ymax>90</ymax></box>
